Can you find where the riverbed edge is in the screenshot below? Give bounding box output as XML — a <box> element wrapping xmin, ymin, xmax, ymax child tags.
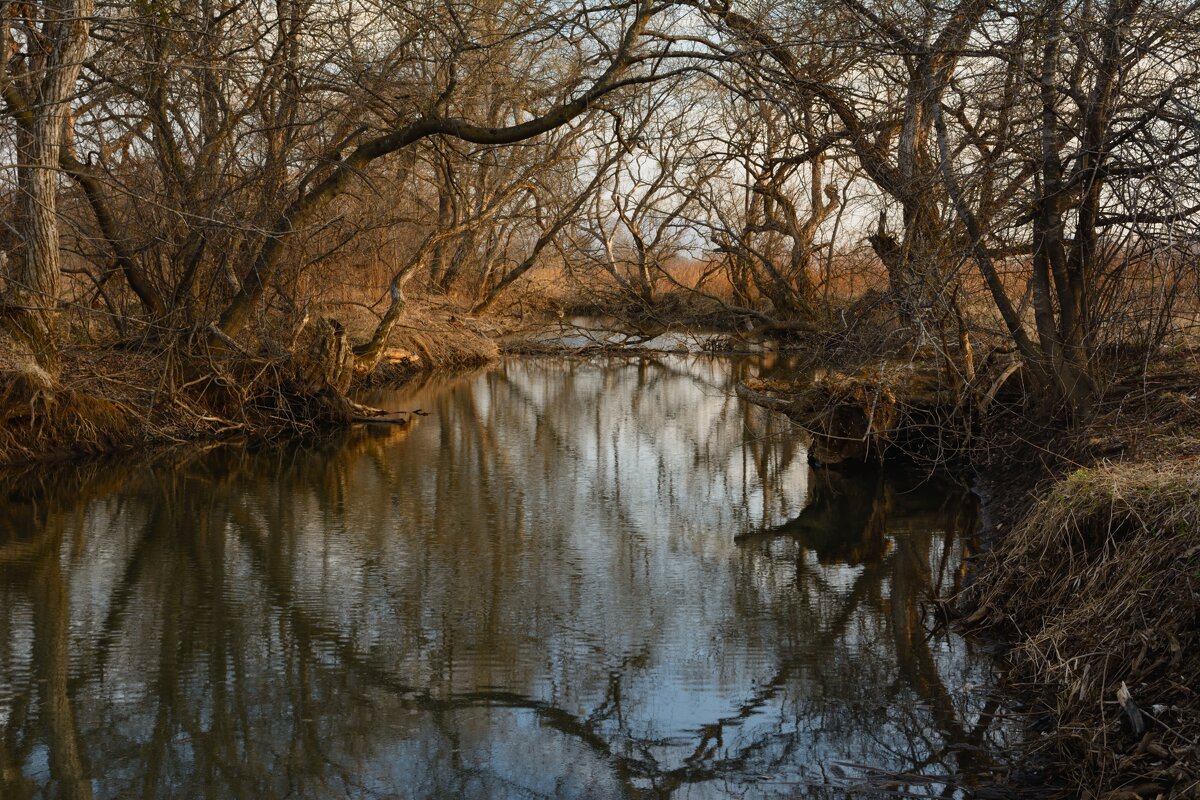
<box><xmin>964</xmin><ymin>451</ymin><xmax>1200</xmax><ymax>799</ymax></box>
<box><xmin>4</xmin><ymin>332</ymin><xmax>1198</xmax><ymax>798</ymax></box>
<box><xmin>740</xmin><ymin>350</ymin><xmax>1200</xmax><ymax>798</ymax></box>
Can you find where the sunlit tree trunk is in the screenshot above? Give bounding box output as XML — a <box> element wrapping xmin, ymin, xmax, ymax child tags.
<box><xmin>1</xmin><ymin>0</ymin><xmax>95</xmax><ymax>374</ymax></box>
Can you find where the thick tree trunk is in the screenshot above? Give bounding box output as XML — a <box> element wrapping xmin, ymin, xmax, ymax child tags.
<box><xmin>14</xmin><ymin>128</ymin><xmax>67</xmax><ymax>371</ymax></box>
<box><xmin>1</xmin><ymin>0</ymin><xmax>95</xmax><ymax>374</ymax></box>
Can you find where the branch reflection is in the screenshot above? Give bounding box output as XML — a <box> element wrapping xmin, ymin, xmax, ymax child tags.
<box><xmin>0</xmin><ymin>356</ymin><xmax>1006</xmax><ymax>799</ymax></box>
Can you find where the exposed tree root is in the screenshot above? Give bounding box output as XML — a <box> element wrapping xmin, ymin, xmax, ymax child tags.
<box><xmin>736</xmin><ymin>350</ymin><xmax>1017</xmax><ymax>466</ymax></box>
<box><xmin>0</xmin><ymin>311</ymin><xmax>498</xmax><ymax>468</ymax></box>
<box><xmin>0</xmin><ymin>362</ymin><xmax>135</xmax><ymax>464</ymax></box>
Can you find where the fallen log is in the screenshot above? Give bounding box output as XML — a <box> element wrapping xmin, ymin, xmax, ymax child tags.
<box><xmin>351</xmin><ymin>413</ymin><xmax>410</xmax><ymax>426</ymax></box>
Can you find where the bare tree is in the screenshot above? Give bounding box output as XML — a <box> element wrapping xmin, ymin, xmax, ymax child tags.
<box><xmin>1</xmin><ymin>0</ymin><xmax>95</xmax><ymax>375</ymax></box>
<box><xmin>932</xmin><ymin>0</ymin><xmax>1200</xmax><ymax>412</ymax></box>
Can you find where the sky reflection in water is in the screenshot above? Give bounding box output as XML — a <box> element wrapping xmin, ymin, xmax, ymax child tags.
<box><xmin>0</xmin><ymin>355</ymin><xmax>1006</xmax><ymax>799</ymax></box>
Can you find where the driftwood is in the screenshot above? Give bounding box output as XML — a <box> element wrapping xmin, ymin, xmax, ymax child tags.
<box><xmin>351</xmin><ymin>413</ymin><xmax>410</xmax><ymax>426</ymax></box>
<box><xmin>348</xmin><ymin>400</ymin><xmax>418</xmax><ymax>427</ymax></box>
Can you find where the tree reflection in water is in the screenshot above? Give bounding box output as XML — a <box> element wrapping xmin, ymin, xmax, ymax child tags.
<box><xmin>0</xmin><ymin>356</ymin><xmax>1007</xmax><ymax>799</ymax></box>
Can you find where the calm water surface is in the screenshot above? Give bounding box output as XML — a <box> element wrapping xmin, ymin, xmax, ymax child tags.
<box><xmin>0</xmin><ymin>355</ymin><xmax>1006</xmax><ymax>799</ymax></box>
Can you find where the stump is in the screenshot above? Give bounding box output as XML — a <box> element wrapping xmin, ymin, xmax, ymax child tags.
<box><xmin>293</xmin><ymin>317</ymin><xmax>354</xmax><ymax>395</ymax></box>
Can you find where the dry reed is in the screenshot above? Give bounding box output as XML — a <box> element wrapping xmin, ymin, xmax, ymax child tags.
<box><xmin>966</xmin><ymin>460</ymin><xmax>1200</xmax><ymax>798</ymax></box>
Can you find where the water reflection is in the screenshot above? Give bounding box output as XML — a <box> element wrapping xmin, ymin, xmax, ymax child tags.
<box><xmin>0</xmin><ymin>356</ymin><xmax>1005</xmax><ymax>799</ymax></box>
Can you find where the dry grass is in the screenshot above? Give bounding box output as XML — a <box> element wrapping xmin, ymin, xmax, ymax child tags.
<box><xmin>0</xmin><ymin>366</ymin><xmax>135</xmax><ymax>463</ymax></box>
<box><xmin>966</xmin><ymin>459</ymin><xmax>1200</xmax><ymax>798</ymax></box>
<box><xmin>0</xmin><ymin>296</ymin><xmax>506</xmax><ymax>468</ymax></box>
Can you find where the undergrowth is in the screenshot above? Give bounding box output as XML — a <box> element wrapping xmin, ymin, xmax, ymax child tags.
<box><xmin>966</xmin><ymin>459</ymin><xmax>1200</xmax><ymax>799</ymax></box>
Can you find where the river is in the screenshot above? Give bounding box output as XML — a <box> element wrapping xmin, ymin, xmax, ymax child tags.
<box><xmin>0</xmin><ymin>354</ymin><xmax>1007</xmax><ymax>799</ymax></box>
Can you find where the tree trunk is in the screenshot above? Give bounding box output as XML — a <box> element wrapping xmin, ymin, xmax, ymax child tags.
<box><xmin>1</xmin><ymin>0</ymin><xmax>96</xmax><ymax>375</ymax></box>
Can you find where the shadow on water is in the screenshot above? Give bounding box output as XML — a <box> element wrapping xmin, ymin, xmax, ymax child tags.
<box><xmin>0</xmin><ymin>355</ymin><xmax>1010</xmax><ymax>799</ymax></box>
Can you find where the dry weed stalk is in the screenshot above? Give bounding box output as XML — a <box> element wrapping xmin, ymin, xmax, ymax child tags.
<box><xmin>966</xmin><ymin>461</ymin><xmax>1200</xmax><ymax>797</ymax></box>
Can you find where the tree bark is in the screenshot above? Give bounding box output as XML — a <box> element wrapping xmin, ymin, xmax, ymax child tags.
<box><xmin>1</xmin><ymin>0</ymin><xmax>96</xmax><ymax>373</ymax></box>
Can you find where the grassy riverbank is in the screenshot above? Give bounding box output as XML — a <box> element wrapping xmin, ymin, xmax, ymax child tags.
<box><xmin>963</xmin><ymin>356</ymin><xmax>1200</xmax><ymax>799</ymax></box>
<box><xmin>738</xmin><ymin>341</ymin><xmax>1200</xmax><ymax>797</ymax></box>
<box><xmin>972</xmin><ymin>459</ymin><xmax>1199</xmax><ymax>798</ymax></box>
<box><xmin>0</xmin><ymin>299</ymin><xmax>502</xmax><ymax>468</ymax></box>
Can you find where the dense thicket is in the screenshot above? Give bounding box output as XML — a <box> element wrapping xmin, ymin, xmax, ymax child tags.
<box><xmin>2</xmin><ymin>0</ymin><xmax>1198</xmax><ymax>417</ymax></box>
